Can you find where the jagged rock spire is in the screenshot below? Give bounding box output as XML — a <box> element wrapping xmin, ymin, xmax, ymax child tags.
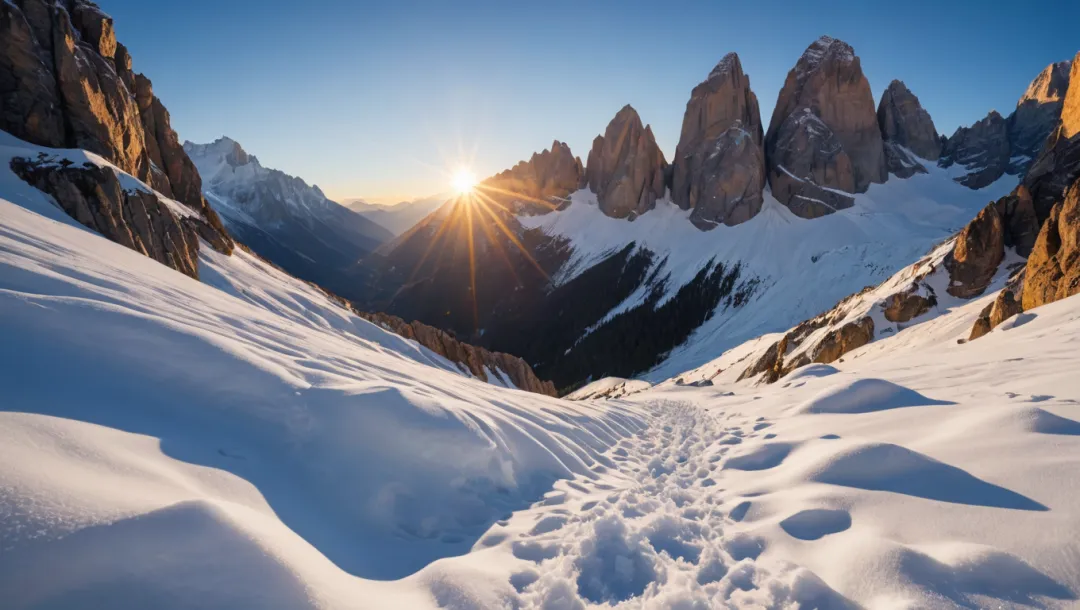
<box><xmin>877</xmin><ymin>79</ymin><xmax>941</xmax><ymax>178</ymax></box>
<box><xmin>671</xmin><ymin>52</ymin><xmax>766</xmax><ymax>229</ymax></box>
<box><xmin>584</xmin><ymin>105</ymin><xmax>668</xmax><ymax>219</ymax></box>
<box><xmin>764</xmin><ymin>36</ymin><xmax>886</xmax><ymax>218</ymax></box>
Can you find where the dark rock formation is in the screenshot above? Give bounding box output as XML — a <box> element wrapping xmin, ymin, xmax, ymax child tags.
<box><xmin>939</xmin><ymin>111</ymin><xmax>1011</xmax><ymax>189</ymax></box>
<box><xmin>994</xmin><ymin>186</ymin><xmax>1042</xmax><ymax>257</ymax></box>
<box><xmin>478</xmin><ymin>140</ymin><xmax>583</xmax><ymax>214</ymax></box>
<box><xmin>0</xmin><ymin>0</ymin><xmax>232</xmax><ymax>256</ymax></box>
<box><xmin>1022</xmin><ymin>181</ymin><xmax>1080</xmax><ymax>310</ymax></box>
<box><xmin>765</xmin><ymin>36</ymin><xmax>886</xmax><ymax>218</ymax></box>
<box><xmin>1008</xmin><ymin>60</ymin><xmax>1072</xmax><ymax>174</ymax></box>
<box><xmin>877</xmin><ymin>80</ymin><xmax>941</xmax><ymax>177</ymax></box>
<box><xmin>11</xmin><ymin>157</ymin><xmax>203</xmax><ymax>278</ymax></box>
<box><xmin>945</xmin><ymin>203</ymin><xmax>1006</xmax><ymax>298</ymax></box>
<box><xmin>357</xmin><ymin>311</ymin><xmax>557</xmax><ymax>397</ymax></box>
<box><xmin>585</xmin><ymin>105</ymin><xmax>667</xmax><ymax>219</ymax></box>
<box><xmin>671</xmin><ymin>53</ymin><xmax>766</xmax><ymax>228</ymax></box>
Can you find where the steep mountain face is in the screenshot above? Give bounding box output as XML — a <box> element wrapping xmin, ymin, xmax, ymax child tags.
<box><xmin>877</xmin><ymin>80</ymin><xmax>941</xmax><ymax>177</ymax></box>
<box><xmin>939</xmin><ymin>111</ymin><xmax>1012</xmax><ymax>189</ymax></box>
<box><xmin>584</xmin><ymin>105</ymin><xmax>668</xmax><ymax>219</ymax></box>
<box><xmin>940</xmin><ymin>60</ymin><xmax>1072</xmax><ymax>188</ymax></box>
<box><xmin>670</xmin><ymin>53</ymin><xmax>766</xmax><ymax>229</ymax></box>
<box><xmin>1008</xmin><ymin>60</ymin><xmax>1072</xmax><ymax>172</ymax></box>
<box><xmin>185</xmin><ymin>137</ymin><xmax>392</xmax><ymax>298</ymax></box>
<box><xmin>0</xmin><ymin>0</ymin><xmax>231</xmax><ymax>276</ymax></box>
<box><xmin>481</xmin><ymin>140</ymin><xmax>583</xmax><ymax>214</ymax></box>
<box><xmin>348</xmin><ymin>195</ymin><xmax>448</xmax><ymax>236</ymax></box>
<box><xmin>764</xmin><ymin>36</ymin><xmax>887</xmax><ymax>218</ymax></box>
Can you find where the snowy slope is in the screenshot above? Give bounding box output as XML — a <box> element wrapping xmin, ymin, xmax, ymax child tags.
<box><xmin>3</xmin><ymin>132</ymin><xmax>1080</xmax><ymax>607</ymax></box>
<box><xmin>519</xmin><ymin>160</ymin><xmax>1015</xmax><ymax>381</ymax></box>
<box><xmin>0</xmin><ymin>175</ymin><xmax>644</xmax><ymax>608</ymax></box>
<box><xmin>348</xmin><ymin>194</ymin><xmax>449</xmax><ymax>236</ymax></box>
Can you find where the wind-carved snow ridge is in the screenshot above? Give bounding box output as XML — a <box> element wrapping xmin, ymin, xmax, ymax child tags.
<box><xmin>519</xmin><ymin>161</ymin><xmax>1015</xmax><ymax>382</ymax></box>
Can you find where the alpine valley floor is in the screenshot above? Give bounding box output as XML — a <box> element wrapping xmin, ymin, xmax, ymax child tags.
<box><xmin>3</xmin><ymin>147</ymin><xmax>1080</xmax><ymax>609</ymax></box>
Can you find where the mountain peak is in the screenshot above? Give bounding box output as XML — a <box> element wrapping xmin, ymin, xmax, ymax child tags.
<box><xmin>707</xmin><ymin>52</ymin><xmax>742</xmax><ymax>81</ymax></box>
<box><xmin>799</xmin><ymin>35</ymin><xmax>855</xmax><ymax>72</ymax></box>
<box><xmin>1019</xmin><ymin>60</ymin><xmax>1072</xmax><ymax>106</ymax></box>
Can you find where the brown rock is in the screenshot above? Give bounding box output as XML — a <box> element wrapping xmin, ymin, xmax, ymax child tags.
<box><xmin>0</xmin><ymin>0</ymin><xmax>66</xmax><ymax>148</ymax></box>
<box><xmin>134</xmin><ymin>74</ymin><xmax>211</xmax><ymax>212</ymax></box>
<box><xmin>1008</xmin><ymin>60</ymin><xmax>1072</xmax><ymax>173</ymax></box>
<box><xmin>969</xmin><ymin>287</ymin><xmax>1024</xmax><ymax>341</ymax></box>
<box><xmin>1064</xmin><ymin>55</ymin><xmax>1080</xmax><ymax>140</ymax></box>
<box><xmin>11</xmin><ymin>157</ymin><xmax>202</xmax><ymax>279</ymax></box>
<box><xmin>765</xmin><ymin>36</ymin><xmax>886</xmax><ymax>217</ymax></box>
<box><xmin>877</xmin><ymin>80</ymin><xmax>941</xmax><ymax>178</ymax></box>
<box><xmin>479</xmin><ymin>140</ymin><xmax>583</xmax><ymax>214</ymax></box>
<box><xmin>671</xmin><ymin>53</ymin><xmax>765</xmax><ymax>228</ymax></box>
<box><xmin>69</xmin><ymin>0</ymin><xmax>116</xmax><ymax>59</ymax></box>
<box><xmin>585</xmin><ymin>105</ymin><xmax>668</xmax><ymax>219</ymax></box>
<box><xmin>1024</xmin><ymin>53</ymin><xmax>1080</xmax><ymax>224</ymax></box>
<box><xmin>877</xmin><ymin>80</ymin><xmax>941</xmax><ymax>161</ymax></box>
<box><xmin>812</xmin><ymin>316</ymin><xmax>874</xmax><ymax>364</ymax></box>
<box><xmin>1022</xmin><ymin>181</ymin><xmax>1080</xmax><ymax>310</ymax></box>
<box><xmin>356</xmin><ymin>311</ymin><xmax>558</xmax><ymax>397</ymax></box>
<box><xmin>882</xmin><ymin>285</ymin><xmax>934</xmax><ymax>323</ymax></box>
<box><xmin>945</xmin><ymin>204</ymin><xmax>1005</xmax><ymax>298</ymax></box>
<box><xmin>968</xmin><ymin>304</ymin><xmax>994</xmax><ymax>341</ymax></box>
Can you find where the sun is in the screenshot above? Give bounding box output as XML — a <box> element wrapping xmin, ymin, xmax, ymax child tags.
<box><xmin>452</xmin><ymin>169</ymin><xmax>477</xmax><ymax>194</ymax></box>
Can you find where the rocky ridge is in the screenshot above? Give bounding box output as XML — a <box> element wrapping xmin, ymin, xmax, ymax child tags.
<box><xmin>877</xmin><ymin>79</ymin><xmax>941</xmax><ymax>177</ymax></box>
<box><xmin>1</xmin><ymin>0</ymin><xmax>232</xmax><ymax>274</ymax></box>
<box><xmin>479</xmin><ymin>140</ymin><xmax>583</xmax><ymax>214</ymax></box>
<box><xmin>357</xmin><ymin>311</ymin><xmax>558</xmax><ymax>397</ymax></box>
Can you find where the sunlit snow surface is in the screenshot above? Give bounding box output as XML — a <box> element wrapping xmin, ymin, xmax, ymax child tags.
<box><xmin>519</xmin><ymin>163</ymin><xmax>1015</xmax><ymax>381</ymax></box>
<box><xmin>2</xmin><ymin>137</ymin><xmax>1080</xmax><ymax>609</ymax></box>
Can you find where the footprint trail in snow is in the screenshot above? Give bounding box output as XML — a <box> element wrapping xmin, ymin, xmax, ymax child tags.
<box><xmin>494</xmin><ymin>400</ymin><xmax>853</xmax><ymax>609</ymax></box>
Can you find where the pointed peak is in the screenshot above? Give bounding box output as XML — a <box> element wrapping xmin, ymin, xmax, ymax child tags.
<box><xmin>1019</xmin><ymin>59</ymin><xmax>1073</xmax><ymax>105</ymax></box>
<box><xmin>800</xmin><ymin>36</ymin><xmax>856</xmax><ymax>70</ymax></box>
<box><xmin>707</xmin><ymin>52</ymin><xmax>743</xmax><ymax>80</ymax></box>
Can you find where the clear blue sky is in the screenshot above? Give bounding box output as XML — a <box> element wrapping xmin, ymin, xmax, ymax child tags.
<box><xmin>100</xmin><ymin>0</ymin><xmax>1077</xmax><ymax>203</ymax></box>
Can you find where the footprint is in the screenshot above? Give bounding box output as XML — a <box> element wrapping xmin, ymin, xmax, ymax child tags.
<box><xmin>529</xmin><ymin>515</ymin><xmax>568</xmax><ymax>536</ymax></box>
<box><xmin>820</xmin><ymin>434</ymin><xmax>841</xmax><ymax>440</ymax></box>
<box><xmin>779</xmin><ymin>508</ymin><xmax>852</xmax><ymax>540</ymax></box>
<box><xmin>512</xmin><ymin>540</ymin><xmax>561</xmax><ymax>563</ymax></box>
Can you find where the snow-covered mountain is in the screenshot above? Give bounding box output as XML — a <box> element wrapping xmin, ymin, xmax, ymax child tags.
<box><xmin>362</xmin><ymin>40</ymin><xmax>1075</xmax><ymax>394</ymax></box>
<box><xmin>184</xmin><ymin>137</ymin><xmax>392</xmax><ymax>297</ymax></box>
<box><xmin>347</xmin><ymin>194</ymin><xmax>449</xmax><ymax>236</ymax></box>
<box><xmin>4</xmin><ymin>130</ymin><xmax>1080</xmax><ymax>609</ymax></box>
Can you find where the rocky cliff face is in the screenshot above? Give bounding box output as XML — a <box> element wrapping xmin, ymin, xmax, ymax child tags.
<box><xmin>357</xmin><ymin>311</ymin><xmax>558</xmax><ymax>397</ymax></box>
<box><xmin>941</xmin><ymin>59</ymin><xmax>1072</xmax><ymax>189</ymax></box>
<box><xmin>585</xmin><ymin>105</ymin><xmax>668</xmax><ymax>219</ymax></box>
<box><xmin>670</xmin><ymin>53</ymin><xmax>765</xmax><ymax>229</ymax></box>
<box><xmin>765</xmin><ymin>36</ymin><xmax>886</xmax><ymax>218</ymax></box>
<box><xmin>877</xmin><ymin>80</ymin><xmax>941</xmax><ymax>177</ymax></box>
<box><xmin>939</xmin><ymin>111</ymin><xmax>1011</xmax><ymax>189</ymax></box>
<box><xmin>1022</xmin><ymin>181</ymin><xmax>1080</xmax><ymax>310</ymax></box>
<box><xmin>479</xmin><ymin>140</ymin><xmax>583</xmax><ymax>214</ymax></box>
<box><xmin>1</xmin><ymin>0</ymin><xmax>232</xmax><ymax>262</ymax></box>
<box><xmin>1008</xmin><ymin>60</ymin><xmax>1072</xmax><ymax>173</ymax></box>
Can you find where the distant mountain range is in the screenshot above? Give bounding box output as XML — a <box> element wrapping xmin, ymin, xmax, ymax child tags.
<box><xmin>346</xmin><ymin>195</ymin><xmax>449</xmax><ymax>236</ymax></box>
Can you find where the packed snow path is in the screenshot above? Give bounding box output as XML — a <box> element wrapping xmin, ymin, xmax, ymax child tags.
<box><xmin>500</xmin><ymin>400</ymin><xmax>858</xmax><ymax>608</ymax></box>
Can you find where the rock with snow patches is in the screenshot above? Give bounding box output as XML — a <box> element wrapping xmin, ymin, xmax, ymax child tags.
<box><xmin>480</xmin><ymin>140</ymin><xmax>583</xmax><ymax>214</ymax></box>
<box><xmin>939</xmin><ymin>111</ymin><xmax>1012</xmax><ymax>189</ymax></box>
<box><xmin>1008</xmin><ymin>60</ymin><xmax>1072</xmax><ymax>174</ymax></box>
<box><xmin>0</xmin><ymin>0</ymin><xmax>232</xmax><ymax>267</ymax></box>
<box><xmin>765</xmin><ymin>36</ymin><xmax>886</xmax><ymax>219</ymax></box>
<box><xmin>671</xmin><ymin>53</ymin><xmax>766</xmax><ymax>229</ymax></box>
<box><xmin>877</xmin><ymin>80</ymin><xmax>941</xmax><ymax>178</ymax></box>
<box><xmin>585</xmin><ymin>105</ymin><xmax>668</xmax><ymax>220</ymax></box>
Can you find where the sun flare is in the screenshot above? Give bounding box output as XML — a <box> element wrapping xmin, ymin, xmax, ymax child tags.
<box><xmin>452</xmin><ymin>169</ymin><xmax>477</xmax><ymax>194</ymax></box>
